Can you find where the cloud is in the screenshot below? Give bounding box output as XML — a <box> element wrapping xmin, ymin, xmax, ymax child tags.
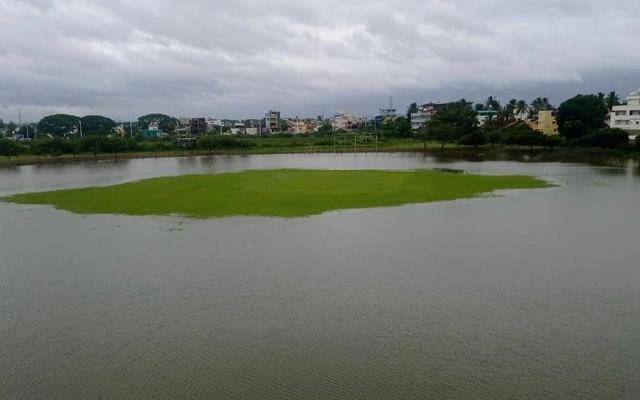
<box><xmin>1</xmin><ymin>0</ymin><xmax>639</xmax><ymax>121</ymax></box>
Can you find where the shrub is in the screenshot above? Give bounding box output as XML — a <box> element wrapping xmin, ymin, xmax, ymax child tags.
<box><xmin>575</xmin><ymin>128</ymin><xmax>629</xmax><ymax>149</ymax></box>
<box><xmin>458</xmin><ymin>131</ymin><xmax>486</xmax><ymax>147</ymax></box>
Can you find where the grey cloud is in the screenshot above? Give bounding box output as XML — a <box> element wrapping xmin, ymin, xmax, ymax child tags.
<box><xmin>1</xmin><ymin>0</ymin><xmax>639</xmax><ymax>122</ymax></box>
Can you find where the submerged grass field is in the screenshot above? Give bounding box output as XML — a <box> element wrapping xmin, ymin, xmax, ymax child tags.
<box><xmin>3</xmin><ymin>169</ymin><xmax>550</xmax><ymax>218</ymax></box>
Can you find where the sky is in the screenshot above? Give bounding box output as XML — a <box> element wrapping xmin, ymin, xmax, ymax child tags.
<box><xmin>1</xmin><ymin>0</ymin><xmax>639</xmax><ymax>122</ymax></box>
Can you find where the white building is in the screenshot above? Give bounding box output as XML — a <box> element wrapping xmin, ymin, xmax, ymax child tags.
<box><xmin>230</xmin><ymin>122</ymin><xmax>246</xmax><ymax>135</ymax></box>
<box><xmin>609</xmin><ymin>89</ymin><xmax>640</xmax><ymax>133</ymax></box>
<box><xmin>410</xmin><ymin>112</ymin><xmax>431</xmax><ymax>130</ymax></box>
<box><xmin>476</xmin><ymin>110</ymin><xmax>498</xmax><ymax>127</ymax></box>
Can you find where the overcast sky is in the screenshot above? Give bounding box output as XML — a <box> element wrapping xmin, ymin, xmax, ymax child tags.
<box><xmin>1</xmin><ymin>0</ymin><xmax>639</xmax><ymax>122</ymax></box>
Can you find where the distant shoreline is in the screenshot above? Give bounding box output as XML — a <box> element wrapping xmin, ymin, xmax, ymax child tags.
<box><xmin>1</xmin><ymin>144</ymin><xmax>638</xmax><ymax>168</ymax></box>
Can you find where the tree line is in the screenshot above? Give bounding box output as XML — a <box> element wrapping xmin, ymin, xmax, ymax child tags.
<box><xmin>414</xmin><ymin>92</ymin><xmax>632</xmax><ymax>150</ymax></box>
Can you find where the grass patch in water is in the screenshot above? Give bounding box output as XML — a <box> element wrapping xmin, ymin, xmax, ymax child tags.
<box><xmin>3</xmin><ymin>169</ymin><xmax>550</xmax><ymax>218</ymax></box>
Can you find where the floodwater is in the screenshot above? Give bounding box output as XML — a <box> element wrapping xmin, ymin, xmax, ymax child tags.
<box><xmin>1</xmin><ymin>152</ymin><xmax>639</xmax><ymax>399</ymax></box>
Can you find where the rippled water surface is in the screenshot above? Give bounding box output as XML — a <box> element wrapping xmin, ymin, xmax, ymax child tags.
<box><xmin>1</xmin><ymin>153</ymin><xmax>639</xmax><ymax>399</ymax></box>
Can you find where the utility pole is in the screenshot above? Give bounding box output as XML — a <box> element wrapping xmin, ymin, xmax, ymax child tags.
<box><xmin>129</xmin><ymin>121</ymin><xmax>133</xmax><ymax>138</ymax></box>
<box><xmin>79</xmin><ymin>120</ymin><xmax>83</xmax><ymax>138</ymax></box>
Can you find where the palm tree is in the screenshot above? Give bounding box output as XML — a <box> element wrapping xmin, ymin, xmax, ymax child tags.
<box><xmin>531</xmin><ymin>97</ymin><xmax>553</xmax><ymax>112</ymax></box>
<box><xmin>485</xmin><ymin>96</ymin><xmax>501</xmax><ymax>111</ymax></box>
<box><xmin>605</xmin><ymin>91</ymin><xmax>620</xmax><ymax>111</ymax></box>
<box><xmin>515</xmin><ymin>100</ymin><xmax>528</xmax><ymax>118</ymax></box>
<box><xmin>500</xmin><ymin>99</ymin><xmax>517</xmax><ymax>123</ymax></box>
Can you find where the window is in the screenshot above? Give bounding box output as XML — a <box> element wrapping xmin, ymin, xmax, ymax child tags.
<box><xmin>630</xmin><ymin>110</ymin><xmax>640</xmax><ymax>116</ymax></box>
<box><xmin>615</xmin><ymin>111</ymin><xmax>627</xmax><ymax>116</ymax></box>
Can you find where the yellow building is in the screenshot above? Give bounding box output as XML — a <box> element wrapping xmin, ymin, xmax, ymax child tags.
<box><xmin>527</xmin><ymin>110</ymin><xmax>559</xmax><ymax>135</ymax></box>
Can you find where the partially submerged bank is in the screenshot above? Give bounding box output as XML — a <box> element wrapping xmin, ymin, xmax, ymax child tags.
<box><xmin>3</xmin><ymin>169</ymin><xmax>551</xmax><ymax>218</ymax></box>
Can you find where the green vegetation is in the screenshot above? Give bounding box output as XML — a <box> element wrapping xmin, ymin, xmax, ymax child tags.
<box><xmin>137</xmin><ymin>114</ymin><xmax>178</xmax><ymax>131</ymax></box>
<box><xmin>80</xmin><ymin>115</ymin><xmax>117</xmax><ymax>136</ymax></box>
<box><xmin>37</xmin><ymin>114</ymin><xmax>80</xmax><ymax>137</ymax></box>
<box><xmin>3</xmin><ymin>169</ymin><xmax>550</xmax><ymax>218</ymax></box>
<box><xmin>557</xmin><ymin>94</ymin><xmax>608</xmax><ymax>139</ymax></box>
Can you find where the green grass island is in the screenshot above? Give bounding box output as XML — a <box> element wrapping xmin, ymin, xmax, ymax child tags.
<box><xmin>2</xmin><ymin>169</ymin><xmax>550</xmax><ymax>218</ymax></box>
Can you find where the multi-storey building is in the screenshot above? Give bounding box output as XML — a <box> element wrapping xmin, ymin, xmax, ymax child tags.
<box><xmin>287</xmin><ymin>119</ymin><xmax>307</xmax><ymax>134</ymax></box>
<box><xmin>609</xmin><ymin>89</ymin><xmax>640</xmax><ymax>133</ymax></box>
<box><xmin>527</xmin><ymin>110</ymin><xmax>559</xmax><ymax>135</ymax></box>
<box><xmin>332</xmin><ymin>113</ymin><xmax>358</xmax><ymax>131</ymax></box>
<box><xmin>265</xmin><ymin>111</ymin><xmax>281</xmax><ymax>133</ymax></box>
<box><xmin>410</xmin><ymin>112</ymin><xmax>431</xmax><ymax>130</ymax></box>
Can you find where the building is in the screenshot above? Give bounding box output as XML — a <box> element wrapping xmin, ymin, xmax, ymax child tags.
<box><xmin>410</xmin><ymin>112</ymin><xmax>431</xmax><ymax>130</ymax></box>
<box><xmin>609</xmin><ymin>89</ymin><xmax>640</xmax><ymax>133</ymax></box>
<box><xmin>476</xmin><ymin>110</ymin><xmax>499</xmax><ymax>127</ymax></box>
<box><xmin>527</xmin><ymin>110</ymin><xmax>559</xmax><ymax>135</ymax></box>
<box><xmin>138</xmin><ymin>121</ymin><xmax>161</xmax><ymax>138</ymax></box>
<box><xmin>265</xmin><ymin>111</ymin><xmax>281</xmax><ymax>133</ymax></box>
<box><xmin>189</xmin><ymin>118</ymin><xmax>207</xmax><ymax>135</ymax></box>
<box><xmin>245</xmin><ymin>127</ymin><xmax>259</xmax><ymax>136</ymax></box>
<box><xmin>230</xmin><ymin>122</ymin><xmax>246</xmax><ymax>135</ymax></box>
<box><xmin>332</xmin><ymin>113</ymin><xmax>358</xmax><ymax>131</ymax></box>
<box><xmin>375</xmin><ymin>97</ymin><xmax>397</xmax><ymax>123</ymax></box>
<box><xmin>286</xmin><ymin>119</ymin><xmax>307</xmax><ymax>134</ymax></box>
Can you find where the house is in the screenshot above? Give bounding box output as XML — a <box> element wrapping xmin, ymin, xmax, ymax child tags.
<box><xmin>230</xmin><ymin>122</ymin><xmax>246</xmax><ymax>135</ymax></box>
<box><xmin>265</xmin><ymin>111</ymin><xmax>281</xmax><ymax>133</ymax></box>
<box><xmin>287</xmin><ymin>119</ymin><xmax>307</xmax><ymax>134</ymax></box>
<box><xmin>139</xmin><ymin>121</ymin><xmax>162</xmax><ymax>138</ymax></box>
<box><xmin>609</xmin><ymin>89</ymin><xmax>640</xmax><ymax>134</ymax></box>
<box><xmin>332</xmin><ymin>113</ymin><xmax>358</xmax><ymax>131</ymax></box>
<box><xmin>410</xmin><ymin>112</ymin><xmax>431</xmax><ymax>130</ymax></box>
<box><xmin>476</xmin><ymin>110</ymin><xmax>498</xmax><ymax>127</ymax></box>
<box><xmin>527</xmin><ymin>110</ymin><xmax>559</xmax><ymax>135</ymax></box>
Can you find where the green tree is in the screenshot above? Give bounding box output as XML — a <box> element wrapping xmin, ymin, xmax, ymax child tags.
<box><xmin>103</xmin><ymin>137</ymin><xmax>128</xmax><ymax>156</ymax></box>
<box><xmin>500</xmin><ymin>99</ymin><xmax>518</xmax><ymax>123</ymax></box>
<box><xmin>557</xmin><ymin>94</ymin><xmax>608</xmax><ymax>139</ymax></box>
<box><xmin>392</xmin><ymin>116</ymin><xmax>412</xmax><ymax>137</ymax></box>
<box><xmin>38</xmin><ymin>138</ymin><xmax>76</xmax><ymax>157</ymax></box>
<box><xmin>316</xmin><ymin>123</ymin><xmax>333</xmax><ymax>135</ymax></box>
<box><xmin>605</xmin><ymin>91</ymin><xmax>621</xmax><ymax>111</ymax></box>
<box><xmin>430</xmin><ymin>99</ymin><xmax>478</xmax><ymax>138</ymax></box>
<box><xmin>38</xmin><ymin>114</ymin><xmax>80</xmax><ymax>137</ymax></box>
<box><xmin>198</xmin><ymin>135</ymin><xmax>219</xmax><ymax>154</ymax></box>
<box><xmin>425</xmin><ymin>123</ymin><xmax>455</xmax><ymax>149</ymax></box>
<box><xmin>531</xmin><ymin>97</ymin><xmax>553</xmax><ymax>113</ymax></box>
<box><xmin>81</xmin><ymin>115</ymin><xmax>116</xmax><ymax>136</ymax></box>
<box><xmin>458</xmin><ymin>131</ymin><xmax>486</xmax><ymax>149</ymax></box>
<box><xmin>79</xmin><ymin>136</ymin><xmax>106</xmax><ymax>157</ymax></box>
<box><xmin>0</xmin><ymin>138</ymin><xmax>19</xmax><ymax>160</ymax></box>
<box><xmin>576</xmin><ymin>128</ymin><xmax>629</xmax><ymax>149</ymax></box>
<box><xmin>137</xmin><ymin>114</ymin><xmax>178</xmax><ymax>132</ymax></box>
<box><xmin>406</xmin><ymin>102</ymin><xmax>419</xmax><ymax>119</ymax></box>
<box><xmin>485</xmin><ymin>96</ymin><xmax>501</xmax><ymax>111</ymax></box>
<box><xmin>515</xmin><ymin>100</ymin><xmax>528</xmax><ymax>117</ymax></box>
<box><xmin>6</xmin><ymin>121</ymin><xmax>17</xmax><ymax>137</ymax></box>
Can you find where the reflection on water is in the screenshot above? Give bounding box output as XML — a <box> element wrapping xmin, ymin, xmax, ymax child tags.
<box><xmin>1</xmin><ymin>153</ymin><xmax>640</xmax><ymax>399</ymax></box>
